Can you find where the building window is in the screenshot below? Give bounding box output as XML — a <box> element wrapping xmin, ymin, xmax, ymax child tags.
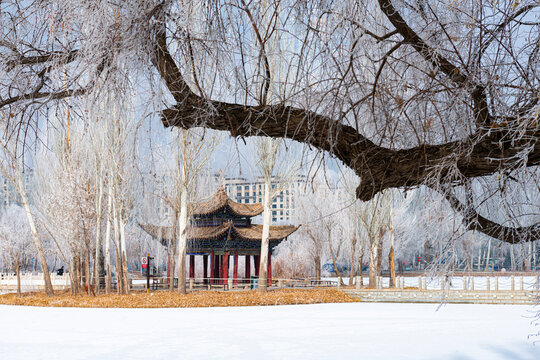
<box><xmin>272</xmin><ymin>211</ymin><xmax>276</xmax><ymax>216</ymax></box>
<box><xmin>280</xmin><ymin>204</ymin><xmax>283</xmax><ymax>208</ymax></box>
<box><xmin>280</xmin><ymin>211</ymin><xmax>283</xmax><ymax>215</ymax></box>
<box><xmin>272</xmin><ymin>204</ymin><xmax>277</xmax><ymax>209</ymax></box>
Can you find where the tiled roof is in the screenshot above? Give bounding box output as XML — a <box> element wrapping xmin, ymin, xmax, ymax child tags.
<box><xmin>139</xmin><ymin>221</ymin><xmax>298</xmax><ymax>242</ymax></box>
<box><xmin>189</xmin><ymin>188</ymin><xmax>263</xmax><ymax>217</ymax></box>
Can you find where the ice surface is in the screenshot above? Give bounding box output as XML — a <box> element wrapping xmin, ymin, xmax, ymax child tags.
<box><xmin>2</xmin><ymin>302</ymin><xmax>539</xmax><ymax>359</ymax></box>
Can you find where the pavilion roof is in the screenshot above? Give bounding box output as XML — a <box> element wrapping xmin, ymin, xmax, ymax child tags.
<box><xmin>189</xmin><ymin>188</ymin><xmax>263</xmax><ymax>217</ymax></box>
<box><xmin>139</xmin><ymin>222</ymin><xmax>298</xmax><ymax>242</ymax></box>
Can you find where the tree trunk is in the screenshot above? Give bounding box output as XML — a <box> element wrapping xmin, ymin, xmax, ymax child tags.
<box><xmin>105</xmin><ymin>183</ymin><xmax>112</xmax><ymax>294</ymax></box>
<box><xmin>376</xmin><ymin>235</ymin><xmax>383</xmax><ymax>276</ymax></box>
<box><xmin>368</xmin><ymin>238</ymin><xmax>378</xmax><ymax>288</ymax></box>
<box><xmin>112</xmin><ymin>195</ymin><xmax>123</xmax><ymax>294</ymax></box>
<box><xmin>85</xmin><ymin>246</ymin><xmax>91</xmax><ymax>294</ymax></box>
<box><xmin>169</xmin><ymin>221</ymin><xmax>177</xmax><ymax>291</ymax></box>
<box><xmin>74</xmin><ymin>253</ymin><xmax>81</xmax><ymax>294</ymax></box>
<box><xmin>15</xmin><ymin>261</ymin><xmax>21</xmax><ymax>297</ymax></box>
<box><xmin>349</xmin><ymin>235</ymin><xmax>357</xmax><ymax>286</ymax></box>
<box><xmin>314</xmin><ymin>255</ymin><xmax>321</xmax><ymax>280</ymax></box>
<box><xmin>94</xmin><ymin>175</ymin><xmax>103</xmax><ymax>294</ymax></box>
<box><xmin>119</xmin><ymin>219</ymin><xmax>130</xmax><ymax>294</ymax></box>
<box><xmin>358</xmin><ymin>246</ymin><xmax>364</xmax><ymax>286</ymax></box>
<box><xmin>177</xmin><ymin>186</ymin><xmax>188</xmax><ymax>294</ymax></box>
<box><xmin>328</xmin><ymin>233</ymin><xmax>343</xmax><ymax>283</ymax></box>
<box><xmin>484</xmin><ymin>238</ymin><xmax>491</xmax><ymax>272</ymax></box>
<box><xmin>17</xmin><ymin>172</ymin><xmax>54</xmax><ymax>296</ymax></box>
<box><xmin>169</xmin><ymin>238</ymin><xmax>177</xmax><ymax>291</ymax></box>
<box><xmin>69</xmin><ymin>252</ymin><xmax>77</xmax><ymax>295</ymax></box>
<box><xmin>258</xmin><ymin>181</ymin><xmax>272</xmax><ymax>292</ymax></box>
<box><xmin>388</xmin><ymin>224</ymin><xmax>396</xmax><ymax>288</ymax></box>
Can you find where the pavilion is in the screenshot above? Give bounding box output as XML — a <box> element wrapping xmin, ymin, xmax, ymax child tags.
<box><xmin>140</xmin><ymin>188</ymin><xmax>298</xmax><ymax>286</ymax></box>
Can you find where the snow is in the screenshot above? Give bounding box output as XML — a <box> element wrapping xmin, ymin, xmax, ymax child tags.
<box><xmin>2</xmin><ymin>302</ymin><xmax>539</xmax><ymax>359</ymax></box>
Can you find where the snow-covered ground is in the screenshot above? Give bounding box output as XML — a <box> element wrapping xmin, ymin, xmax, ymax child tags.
<box><xmin>2</xmin><ymin>302</ymin><xmax>539</xmax><ymax>359</ymax></box>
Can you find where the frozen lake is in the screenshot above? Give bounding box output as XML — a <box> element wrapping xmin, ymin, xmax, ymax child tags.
<box><xmin>2</xmin><ymin>302</ymin><xmax>539</xmax><ymax>359</ymax></box>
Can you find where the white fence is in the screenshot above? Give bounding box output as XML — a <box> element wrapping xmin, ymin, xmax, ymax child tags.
<box><xmin>0</xmin><ymin>273</ymin><xmax>71</xmax><ymax>293</ymax></box>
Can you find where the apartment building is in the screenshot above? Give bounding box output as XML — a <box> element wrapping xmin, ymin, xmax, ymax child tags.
<box><xmin>223</xmin><ymin>175</ymin><xmax>311</xmax><ymax>224</ymax></box>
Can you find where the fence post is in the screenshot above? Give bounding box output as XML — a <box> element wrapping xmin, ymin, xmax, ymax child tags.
<box><xmin>494</xmin><ymin>276</ymin><xmax>498</xmax><ymax>291</ymax></box>
<box><xmin>355</xmin><ymin>276</ymin><xmax>361</xmax><ymax>290</ymax></box>
<box><xmin>486</xmin><ymin>277</ymin><xmax>490</xmax><ymax>292</ymax></box>
<box><xmin>520</xmin><ymin>276</ymin><xmax>524</xmax><ymax>291</ymax></box>
<box><xmin>470</xmin><ymin>276</ymin><xmax>474</xmax><ymax>291</ymax></box>
<box><xmin>227</xmin><ymin>277</ymin><xmax>233</xmax><ymax>290</ymax></box>
<box><xmin>511</xmin><ymin>276</ymin><xmax>515</xmax><ymax>291</ymax></box>
<box><xmin>189</xmin><ymin>278</ymin><xmax>194</xmax><ymax>290</ymax></box>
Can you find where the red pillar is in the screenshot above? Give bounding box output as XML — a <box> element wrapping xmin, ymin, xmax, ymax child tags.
<box><xmin>189</xmin><ymin>255</ymin><xmax>195</xmax><ymax>279</ymax></box>
<box><xmin>223</xmin><ymin>251</ymin><xmax>229</xmax><ymax>286</ymax></box>
<box><xmin>268</xmin><ymin>250</ymin><xmax>272</xmax><ymax>286</ymax></box>
<box><xmin>203</xmin><ymin>255</ymin><xmax>208</xmax><ymax>284</ymax></box>
<box><xmin>254</xmin><ymin>255</ymin><xmax>260</xmax><ymax>276</ymax></box>
<box><xmin>245</xmin><ymin>255</ymin><xmax>251</xmax><ymax>281</ymax></box>
<box><xmin>215</xmin><ymin>254</ymin><xmax>221</xmax><ymax>284</ymax></box>
<box><xmin>210</xmin><ymin>251</ymin><xmax>215</xmax><ymax>284</ymax></box>
<box><xmin>233</xmin><ymin>251</ymin><xmax>238</xmax><ymax>285</ymax></box>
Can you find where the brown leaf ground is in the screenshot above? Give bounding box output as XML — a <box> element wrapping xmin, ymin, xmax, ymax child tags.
<box><xmin>0</xmin><ymin>288</ymin><xmax>359</xmax><ymax>308</ymax></box>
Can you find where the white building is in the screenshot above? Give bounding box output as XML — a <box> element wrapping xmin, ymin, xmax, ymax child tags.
<box><xmin>0</xmin><ymin>169</ymin><xmax>34</xmax><ymax>213</ymax></box>
<box><xmin>223</xmin><ymin>175</ymin><xmax>311</xmax><ymax>224</ymax></box>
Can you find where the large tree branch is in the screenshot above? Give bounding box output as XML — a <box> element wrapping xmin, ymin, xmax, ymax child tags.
<box><xmin>153</xmin><ymin>21</ymin><xmax>540</xmax><ymax>203</ymax></box>
<box><xmin>161</xmin><ymin>98</ymin><xmax>540</xmax><ymax>201</ymax></box>
<box><xmin>442</xmin><ymin>189</ymin><xmax>539</xmax><ymax>244</ymax></box>
<box><xmin>5</xmin><ymin>49</ymin><xmax>79</xmax><ymax>71</ymax></box>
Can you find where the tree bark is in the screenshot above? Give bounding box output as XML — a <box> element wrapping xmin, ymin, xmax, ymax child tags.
<box><xmin>388</xmin><ymin>224</ymin><xmax>396</xmax><ymax>288</ymax></box>
<box><xmin>376</xmin><ymin>236</ymin><xmax>383</xmax><ymax>277</ymax></box>
<box><xmin>314</xmin><ymin>255</ymin><xmax>321</xmax><ymax>281</ymax></box>
<box><xmin>177</xmin><ymin>186</ymin><xmax>188</xmax><ymax>294</ymax></box>
<box><xmin>169</xmin><ymin>219</ymin><xmax>177</xmax><ymax>292</ymax></box>
<box><xmin>258</xmin><ymin>181</ymin><xmax>272</xmax><ymax>292</ymax></box>
<box><xmin>17</xmin><ymin>171</ymin><xmax>54</xmax><ymax>296</ymax></box>
<box><xmin>119</xmin><ymin>219</ymin><xmax>130</xmax><ymax>294</ymax></box>
<box><xmin>368</xmin><ymin>239</ymin><xmax>378</xmax><ymax>288</ymax></box>
<box><xmin>15</xmin><ymin>261</ymin><xmax>21</xmax><ymax>297</ymax></box>
<box><xmin>94</xmin><ymin>174</ymin><xmax>104</xmax><ymax>293</ymax></box>
<box><xmin>349</xmin><ymin>235</ymin><xmax>357</xmax><ymax>286</ymax></box>
<box><xmin>105</xmin><ymin>183</ymin><xmax>112</xmax><ymax>294</ymax></box>
<box><xmin>358</xmin><ymin>246</ymin><xmax>364</xmax><ymax>286</ymax></box>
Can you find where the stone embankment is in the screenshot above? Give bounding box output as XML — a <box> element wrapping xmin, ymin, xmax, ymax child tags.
<box><xmin>344</xmin><ymin>275</ymin><xmax>539</xmax><ymax>305</ymax></box>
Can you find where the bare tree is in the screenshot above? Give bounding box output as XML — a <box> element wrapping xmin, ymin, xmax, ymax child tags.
<box><xmin>0</xmin><ymin>116</ymin><xmax>54</xmax><ymax>296</ymax></box>
<box><xmin>0</xmin><ymin>205</ymin><xmax>35</xmax><ymax>296</ymax></box>
<box><xmin>1</xmin><ymin>0</ymin><xmax>539</xmax><ymax>254</ymax></box>
<box><xmin>172</xmin><ymin>128</ymin><xmax>220</xmax><ymax>294</ymax></box>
